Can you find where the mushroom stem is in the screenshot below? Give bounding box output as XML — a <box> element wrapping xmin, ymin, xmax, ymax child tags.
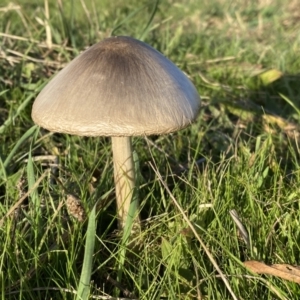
<box><xmin>111</xmin><ymin>136</ymin><xmax>140</xmax><ymax>229</ymax></box>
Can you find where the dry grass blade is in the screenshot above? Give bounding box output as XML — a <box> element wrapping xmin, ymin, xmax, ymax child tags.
<box><xmin>229</xmin><ymin>209</ymin><xmax>250</xmax><ymax>248</ymax></box>
<box><xmin>44</xmin><ymin>0</ymin><xmax>52</xmax><ymax>49</ymax></box>
<box><xmin>0</xmin><ymin>3</ymin><xmax>21</xmax><ymax>12</ymax></box>
<box><xmin>244</xmin><ymin>261</ymin><xmax>300</xmax><ymax>284</ymax></box>
<box><xmin>262</xmin><ymin>114</ymin><xmax>300</xmax><ymax>139</ymax></box>
<box><xmin>4</xmin><ymin>49</ymin><xmax>66</xmax><ymax>67</ymax></box>
<box><xmin>187</xmin><ymin>56</ymin><xmax>235</xmax><ymax>65</ymax></box>
<box><xmin>7</xmin><ymin>287</ymin><xmax>136</xmax><ymax>300</ymax></box>
<box><xmin>0</xmin><ymin>32</ymin><xmax>74</xmax><ymax>50</ymax></box>
<box><xmin>149</xmin><ymin>162</ymin><xmax>239</xmax><ymax>300</ymax></box>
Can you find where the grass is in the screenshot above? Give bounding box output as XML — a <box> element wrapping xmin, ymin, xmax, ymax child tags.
<box><xmin>1</xmin><ymin>0</ymin><xmax>300</xmax><ymax>299</ymax></box>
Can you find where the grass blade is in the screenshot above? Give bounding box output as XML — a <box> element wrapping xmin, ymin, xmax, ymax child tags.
<box><xmin>279</xmin><ymin>93</ymin><xmax>300</xmax><ymax>116</ymax></box>
<box><xmin>26</xmin><ymin>129</ymin><xmax>40</xmax><ymax>209</ymax></box>
<box><xmin>110</xmin><ymin>5</ymin><xmax>146</xmax><ymax>36</ymax></box>
<box><xmin>117</xmin><ymin>151</ymin><xmax>140</xmax><ymax>290</ymax></box>
<box><xmin>0</xmin><ymin>88</ymin><xmax>41</xmax><ymax>134</ymax></box>
<box><xmin>139</xmin><ymin>0</ymin><xmax>160</xmax><ymax>40</ymax></box>
<box><xmin>76</xmin><ymin>204</ymin><xmax>96</xmax><ymax>300</ymax></box>
<box><xmin>3</xmin><ymin>125</ymin><xmax>38</xmax><ymax>169</ymax></box>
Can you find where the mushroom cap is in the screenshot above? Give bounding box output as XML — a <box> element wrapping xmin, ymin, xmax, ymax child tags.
<box><xmin>32</xmin><ymin>36</ymin><xmax>200</xmax><ymax>136</ymax></box>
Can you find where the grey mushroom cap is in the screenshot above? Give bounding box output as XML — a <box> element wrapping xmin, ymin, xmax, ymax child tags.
<box><xmin>32</xmin><ymin>36</ymin><xmax>201</xmax><ymax>136</ymax></box>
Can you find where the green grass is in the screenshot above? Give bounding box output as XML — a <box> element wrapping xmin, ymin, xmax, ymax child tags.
<box><xmin>1</xmin><ymin>0</ymin><xmax>300</xmax><ymax>299</ymax></box>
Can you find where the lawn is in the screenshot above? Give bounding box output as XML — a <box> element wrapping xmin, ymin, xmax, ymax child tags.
<box><xmin>1</xmin><ymin>0</ymin><xmax>300</xmax><ymax>299</ymax></box>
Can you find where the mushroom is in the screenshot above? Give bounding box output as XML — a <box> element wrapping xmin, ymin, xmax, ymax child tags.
<box><xmin>31</xmin><ymin>36</ymin><xmax>200</xmax><ymax>230</ymax></box>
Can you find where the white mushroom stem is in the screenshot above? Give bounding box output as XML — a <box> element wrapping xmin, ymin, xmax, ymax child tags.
<box><xmin>111</xmin><ymin>136</ymin><xmax>140</xmax><ymax>229</ymax></box>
